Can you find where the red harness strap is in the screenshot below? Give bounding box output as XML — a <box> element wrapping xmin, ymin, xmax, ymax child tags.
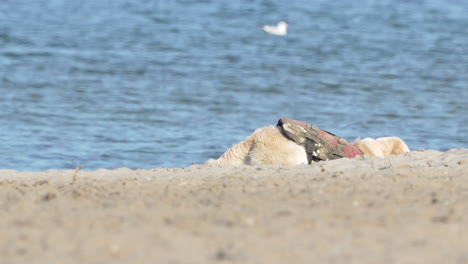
<box><xmin>278</xmin><ymin>117</ymin><xmax>363</xmax><ymax>163</ymax></box>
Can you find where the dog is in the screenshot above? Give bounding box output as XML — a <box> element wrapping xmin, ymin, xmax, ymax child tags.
<box><xmin>353</xmin><ymin>137</ymin><xmax>411</xmax><ymax>158</ymax></box>
<box><xmin>206</xmin><ymin>125</ymin><xmax>410</xmax><ymax>167</ymax></box>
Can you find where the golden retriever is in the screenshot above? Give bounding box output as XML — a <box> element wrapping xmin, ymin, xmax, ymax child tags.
<box><xmin>206</xmin><ymin>125</ymin><xmax>410</xmax><ymax>167</ymax></box>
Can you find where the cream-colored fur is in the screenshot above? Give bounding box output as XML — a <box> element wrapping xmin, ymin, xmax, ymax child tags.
<box><xmin>353</xmin><ymin>137</ymin><xmax>410</xmax><ymax>158</ymax></box>
<box><xmin>206</xmin><ymin>126</ymin><xmax>308</xmax><ymax>167</ymax></box>
<box><xmin>206</xmin><ymin>126</ymin><xmax>410</xmax><ymax>166</ymax></box>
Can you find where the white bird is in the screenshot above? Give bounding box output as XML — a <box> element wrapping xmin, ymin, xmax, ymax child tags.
<box><xmin>262</xmin><ymin>21</ymin><xmax>288</xmax><ymax>36</ymax></box>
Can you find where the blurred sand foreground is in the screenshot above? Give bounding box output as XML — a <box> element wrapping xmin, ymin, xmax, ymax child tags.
<box><xmin>1</xmin><ymin>149</ymin><xmax>467</xmax><ymax>264</ymax></box>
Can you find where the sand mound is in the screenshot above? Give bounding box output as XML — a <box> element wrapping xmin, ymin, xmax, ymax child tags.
<box><xmin>1</xmin><ymin>149</ymin><xmax>467</xmax><ymax>263</ymax></box>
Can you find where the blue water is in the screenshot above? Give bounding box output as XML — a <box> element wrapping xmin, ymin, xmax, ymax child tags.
<box><xmin>1</xmin><ymin>0</ymin><xmax>467</xmax><ymax>171</ymax></box>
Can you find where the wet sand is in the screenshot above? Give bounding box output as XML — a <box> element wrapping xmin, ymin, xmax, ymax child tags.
<box><xmin>1</xmin><ymin>149</ymin><xmax>467</xmax><ymax>264</ymax></box>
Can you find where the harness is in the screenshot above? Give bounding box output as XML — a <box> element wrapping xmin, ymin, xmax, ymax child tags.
<box><xmin>277</xmin><ymin>117</ymin><xmax>363</xmax><ymax>163</ymax></box>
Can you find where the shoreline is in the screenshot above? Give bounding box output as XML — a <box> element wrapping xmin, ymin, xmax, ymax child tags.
<box><xmin>1</xmin><ymin>149</ymin><xmax>467</xmax><ymax>263</ymax></box>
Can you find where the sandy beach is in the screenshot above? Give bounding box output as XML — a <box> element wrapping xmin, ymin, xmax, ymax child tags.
<box><xmin>1</xmin><ymin>149</ymin><xmax>467</xmax><ymax>264</ymax></box>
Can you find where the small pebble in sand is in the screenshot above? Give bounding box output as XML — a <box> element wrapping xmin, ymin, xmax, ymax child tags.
<box><xmin>109</xmin><ymin>244</ymin><xmax>120</xmax><ymax>255</ymax></box>
<box><xmin>245</xmin><ymin>217</ymin><xmax>255</xmax><ymax>226</ymax></box>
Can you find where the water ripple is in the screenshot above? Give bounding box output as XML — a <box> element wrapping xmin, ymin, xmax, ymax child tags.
<box><xmin>0</xmin><ymin>0</ymin><xmax>467</xmax><ymax>170</ymax></box>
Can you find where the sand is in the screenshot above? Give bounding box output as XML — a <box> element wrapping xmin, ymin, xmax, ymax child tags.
<box><xmin>1</xmin><ymin>149</ymin><xmax>468</xmax><ymax>264</ymax></box>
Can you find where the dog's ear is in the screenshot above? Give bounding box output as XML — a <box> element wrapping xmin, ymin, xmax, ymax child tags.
<box><xmin>353</xmin><ymin>138</ymin><xmax>381</xmax><ymax>157</ymax></box>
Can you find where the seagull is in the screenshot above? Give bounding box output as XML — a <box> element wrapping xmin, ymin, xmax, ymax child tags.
<box><xmin>262</xmin><ymin>21</ymin><xmax>288</xmax><ymax>36</ymax></box>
